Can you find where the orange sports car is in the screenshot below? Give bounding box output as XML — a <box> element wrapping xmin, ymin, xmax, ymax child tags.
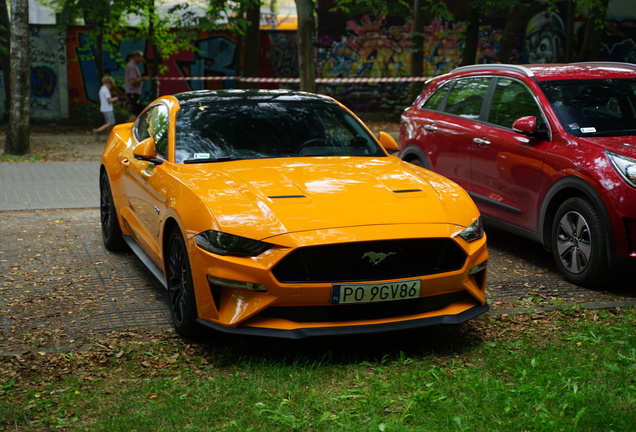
<box><xmin>99</xmin><ymin>90</ymin><xmax>488</xmax><ymax>339</ymax></box>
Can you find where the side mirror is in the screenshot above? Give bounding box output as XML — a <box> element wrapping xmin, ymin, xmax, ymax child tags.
<box><xmin>378</xmin><ymin>131</ymin><xmax>399</xmax><ymax>152</ymax></box>
<box><xmin>512</xmin><ymin>116</ymin><xmax>549</xmax><ymax>140</ymax></box>
<box><xmin>133</xmin><ymin>137</ymin><xmax>164</xmax><ymax>165</ymax></box>
<box><xmin>512</xmin><ymin>116</ymin><xmax>537</xmax><ymax>134</ymax></box>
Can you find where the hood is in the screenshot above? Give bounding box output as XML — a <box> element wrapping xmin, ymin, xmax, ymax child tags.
<box><xmin>176</xmin><ymin>157</ymin><xmax>477</xmax><ymax>241</ymax></box>
<box><xmin>575</xmin><ymin>135</ymin><xmax>636</xmax><ymax>158</ymax></box>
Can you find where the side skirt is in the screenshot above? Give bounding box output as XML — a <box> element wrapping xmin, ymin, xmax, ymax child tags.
<box><xmin>122</xmin><ymin>235</ymin><xmax>167</xmax><ymax>288</ymax></box>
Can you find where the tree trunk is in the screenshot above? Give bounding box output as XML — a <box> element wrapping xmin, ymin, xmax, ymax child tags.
<box><xmin>576</xmin><ymin>0</ymin><xmax>609</xmax><ymax>62</ymax></box>
<box><xmin>84</xmin><ymin>12</ymin><xmax>104</xmax><ymax>79</ymax></box>
<box><xmin>148</xmin><ymin>0</ymin><xmax>160</xmax><ymax>98</ymax></box>
<box><xmin>409</xmin><ymin>0</ymin><xmax>426</xmax><ymax>101</ymax></box>
<box><xmin>294</xmin><ymin>0</ymin><xmax>315</xmax><ymax>93</ymax></box>
<box><xmin>461</xmin><ymin>2</ymin><xmax>480</xmax><ymax>66</ymax></box>
<box><xmin>0</xmin><ymin>0</ymin><xmax>11</xmax><ymax>119</ymax></box>
<box><xmin>497</xmin><ymin>4</ymin><xmax>531</xmax><ymax>63</ymax></box>
<box><xmin>5</xmin><ymin>0</ymin><xmax>30</xmax><ymax>156</ymax></box>
<box><xmin>242</xmin><ymin>0</ymin><xmax>260</xmax><ymax>89</ymax></box>
<box><xmin>565</xmin><ymin>0</ymin><xmax>575</xmax><ymax>62</ymax></box>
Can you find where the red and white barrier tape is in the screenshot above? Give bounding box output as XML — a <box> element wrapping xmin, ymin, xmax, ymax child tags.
<box><xmin>156</xmin><ymin>76</ymin><xmax>430</xmax><ymax>84</ymax></box>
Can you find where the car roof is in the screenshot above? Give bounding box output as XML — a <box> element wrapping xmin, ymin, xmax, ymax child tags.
<box><xmin>449</xmin><ymin>62</ymin><xmax>636</xmax><ymax>82</ymax></box>
<box><xmin>173</xmin><ymin>89</ymin><xmax>335</xmax><ymax>107</ymax></box>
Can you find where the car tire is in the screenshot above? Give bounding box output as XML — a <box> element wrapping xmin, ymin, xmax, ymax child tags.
<box><xmin>407</xmin><ymin>157</ymin><xmax>428</xmax><ymax>169</ymax></box>
<box><xmin>100</xmin><ymin>171</ymin><xmax>126</xmax><ymax>252</ymax></box>
<box><xmin>166</xmin><ymin>228</ymin><xmax>199</xmax><ymax>338</ymax></box>
<box><xmin>551</xmin><ymin>197</ymin><xmax>609</xmax><ymax>287</ymax></box>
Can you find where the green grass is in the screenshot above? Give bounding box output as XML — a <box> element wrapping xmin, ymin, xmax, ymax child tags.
<box><xmin>1</xmin><ymin>307</ymin><xmax>635</xmax><ymax>431</ymax></box>
<box><xmin>0</xmin><ymin>153</ymin><xmax>46</xmax><ymax>162</ymax></box>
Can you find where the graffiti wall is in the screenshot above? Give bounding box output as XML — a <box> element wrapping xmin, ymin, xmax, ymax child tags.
<box><xmin>0</xmin><ymin>25</ymin><xmax>297</xmax><ymax>120</ymax></box>
<box><xmin>63</xmin><ymin>27</ymin><xmax>297</xmax><ymax>116</ymax></box>
<box><xmin>0</xmin><ymin>26</ymin><xmax>68</xmax><ymax>120</ymax></box>
<box><xmin>65</xmin><ymin>26</ymin><xmax>242</xmax><ymax>111</ymax></box>
<box><xmin>3</xmin><ymin>0</ymin><xmax>636</xmax><ymax>121</ymax></box>
<box><xmin>314</xmin><ymin>0</ymin><xmax>636</xmax><ymax>113</ymax></box>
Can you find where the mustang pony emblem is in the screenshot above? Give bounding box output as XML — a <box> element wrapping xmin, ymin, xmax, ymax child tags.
<box><xmin>362</xmin><ymin>251</ymin><xmax>397</xmax><ymax>266</ymax></box>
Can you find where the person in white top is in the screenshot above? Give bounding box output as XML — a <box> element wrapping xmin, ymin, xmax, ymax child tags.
<box><xmin>93</xmin><ymin>76</ymin><xmax>118</xmax><ymax>135</ymax></box>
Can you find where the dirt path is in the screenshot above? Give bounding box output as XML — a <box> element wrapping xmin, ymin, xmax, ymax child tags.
<box><xmin>0</xmin><ymin>133</ymin><xmax>106</xmax><ymax>161</ymax></box>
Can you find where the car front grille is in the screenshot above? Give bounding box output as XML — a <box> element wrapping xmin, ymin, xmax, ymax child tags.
<box><xmin>258</xmin><ymin>291</ymin><xmax>472</xmax><ymax>322</ymax></box>
<box><xmin>272</xmin><ymin>238</ymin><xmax>466</xmax><ymax>283</ymax></box>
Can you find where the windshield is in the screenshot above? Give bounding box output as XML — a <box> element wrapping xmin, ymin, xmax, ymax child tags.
<box><xmin>174</xmin><ymin>100</ymin><xmax>385</xmax><ymax>163</ymax></box>
<box><xmin>539</xmin><ymin>78</ymin><xmax>636</xmax><ymax>137</ymax></box>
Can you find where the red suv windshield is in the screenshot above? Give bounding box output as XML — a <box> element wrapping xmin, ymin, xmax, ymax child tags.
<box><xmin>539</xmin><ymin>78</ymin><xmax>636</xmax><ymax>137</ymax></box>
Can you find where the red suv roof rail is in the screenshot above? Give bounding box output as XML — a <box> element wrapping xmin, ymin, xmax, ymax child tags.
<box><xmin>451</xmin><ymin>64</ymin><xmax>535</xmax><ymax>77</ymax></box>
<box><xmin>570</xmin><ymin>61</ymin><xmax>636</xmax><ymax>72</ymax></box>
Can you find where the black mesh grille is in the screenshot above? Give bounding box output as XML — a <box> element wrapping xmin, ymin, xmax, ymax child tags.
<box><xmin>259</xmin><ymin>291</ymin><xmax>471</xmax><ymax>322</ymax></box>
<box><xmin>272</xmin><ymin>238</ymin><xmax>466</xmax><ymax>283</ymax></box>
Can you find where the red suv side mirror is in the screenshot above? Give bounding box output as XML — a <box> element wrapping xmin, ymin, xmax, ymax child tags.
<box><xmin>512</xmin><ymin>116</ymin><xmax>549</xmax><ymax>141</ymax></box>
<box><xmin>512</xmin><ymin>116</ymin><xmax>537</xmax><ymax>134</ymax></box>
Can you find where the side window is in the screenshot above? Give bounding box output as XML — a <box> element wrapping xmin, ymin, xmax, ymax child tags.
<box><xmin>421</xmin><ymin>82</ymin><xmax>451</xmax><ymax>111</ymax></box>
<box><xmin>489</xmin><ymin>78</ymin><xmax>545</xmax><ymax>129</ymax></box>
<box><xmin>134</xmin><ymin>110</ymin><xmax>151</xmax><ymax>142</ymax></box>
<box><xmin>134</xmin><ymin>105</ymin><xmax>170</xmax><ymax>159</ymax></box>
<box><xmin>443</xmin><ymin>78</ymin><xmax>491</xmax><ymax>119</ymax></box>
<box><xmin>149</xmin><ymin>105</ymin><xmax>170</xmax><ymax>158</ymax></box>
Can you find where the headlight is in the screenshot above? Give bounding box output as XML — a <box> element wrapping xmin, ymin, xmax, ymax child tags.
<box><xmin>195</xmin><ymin>230</ymin><xmax>273</xmax><ymax>256</ymax></box>
<box><xmin>456</xmin><ymin>218</ymin><xmax>484</xmax><ymax>242</ymax></box>
<box><xmin>607</xmin><ymin>151</ymin><xmax>636</xmax><ymax>187</ymax></box>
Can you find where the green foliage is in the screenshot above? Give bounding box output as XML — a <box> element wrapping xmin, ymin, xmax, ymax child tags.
<box><xmin>1</xmin><ymin>308</ymin><xmax>635</xmax><ymax>431</ymax></box>
<box><xmin>331</xmin><ymin>0</ymin><xmax>412</xmax><ymax>16</ymax></box>
<box><xmin>331</xmin><ymin>0</ymin><xmax>453</xmax><ymax>21</ymax></box>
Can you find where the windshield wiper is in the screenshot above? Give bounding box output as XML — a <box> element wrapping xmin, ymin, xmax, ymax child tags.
<box><xmin>183</xmin><ymin>156</ymin><xmax>245</xmax><ymax>164</ymax></box>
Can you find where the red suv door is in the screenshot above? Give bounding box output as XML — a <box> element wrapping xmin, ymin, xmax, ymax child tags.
<box><xmin>469</xmin><ymin>77</ymin><xmax>552</xmax><ymax>232</ymax></box>
<box><xmin>403</xmin><ymin>77</ymin><xmax>492</xmax><ymax>192</ymax></box>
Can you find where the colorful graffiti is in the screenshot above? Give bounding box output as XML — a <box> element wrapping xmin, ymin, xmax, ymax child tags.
<box><xmin>4</xmin><ymin>2</ymin><xmax>636</xmax><ymax>121</ymax></box>
<box><xmin>602</xmin><ymin>19</ymin><xmax>636</xmax><ymax>63</ymax></box>
<box><xmin>63</xmin><ymin>27</ymin><xmax>299</xmax><ymax>114</ymax></box>
<box><xmin>29</xmin><ymin>26</ymin><xmax>68</xmax><ymax>119</ymax></box>
<box><xmin>319</xmin><ymin>15</ymin><xmax>410</xmax><ymax>79</ymax></box>
<box><xmin>65</xmin><ymin>27</ymin><xmax>242</xmax><ymax>110</ymax></box>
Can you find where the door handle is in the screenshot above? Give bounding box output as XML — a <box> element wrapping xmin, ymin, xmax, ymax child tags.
<box><xmin>473</xmin><ymin>137</ymin><xmax>491</xmax><ymax>147</ymax></box>
<box><xmin>424</xmin><ymin>124</ymin><xmax>438</xmax><ymax>132</ymax></box>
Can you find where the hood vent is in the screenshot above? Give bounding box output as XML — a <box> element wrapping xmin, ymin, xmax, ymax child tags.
<box><xmin>268</xmin><ymin>195</ymin><xmax>307</xmax><ymax>199</ymax></box>
<box><xmin>392</xmin><ymin>189</ymin><xmax>422</xmax><ymax>193</ymax></box>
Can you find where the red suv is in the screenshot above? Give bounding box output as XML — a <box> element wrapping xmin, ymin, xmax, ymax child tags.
<box><xmin>399</xmin><ymin>62</ymin><xmax>636</xmax><ymax>287</ymax></box>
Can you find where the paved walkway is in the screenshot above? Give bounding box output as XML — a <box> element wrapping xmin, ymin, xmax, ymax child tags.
<box><xmin>0</xmin><ymin>161</ymin><xmax>100</xmax><ymax>211</ymax></box>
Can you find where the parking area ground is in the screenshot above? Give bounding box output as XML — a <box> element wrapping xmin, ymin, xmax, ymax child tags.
<box><xmin>1</xmin><ymin>158</ymin><xmax>635</xmax><ymax>355</ymax></box>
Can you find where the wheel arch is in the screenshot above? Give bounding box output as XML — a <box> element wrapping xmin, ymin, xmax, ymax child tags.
<box><xmin>399</xmin><ymin>144</ymin><xmax>430</xmax><ymax>168</ymax></box>
<box><xmin>539</xmin><ymin>176</ymin><xmax>615</xmax><ymax>262</ymax></box>
<box><xmin>162</xmin><ymin>217</ymin><xmax>182</xmax><ymax>267</ymax></box>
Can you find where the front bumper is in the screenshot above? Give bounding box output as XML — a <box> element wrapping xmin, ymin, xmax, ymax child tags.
<box><xmin>188</xmin><ymin>223</ymin><xmax>489</xmax><ymax>337</ymax></box>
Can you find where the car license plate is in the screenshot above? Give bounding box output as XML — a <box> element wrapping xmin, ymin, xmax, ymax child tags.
<box><xmin>331</xmin><ymin>280</ymin><xmax>421</xmax><ymax>304</ymax></box>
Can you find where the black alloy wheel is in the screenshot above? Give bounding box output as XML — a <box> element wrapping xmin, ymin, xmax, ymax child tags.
<box><xmin>99</xmin><ymin>171</ymin><xmax>126</xmax><ymax>252</ymax></box>
<box><xmin>166</xmin><ymin>229</ymin><xmax>199</xmax><ymax>338</ymax></box>
<box><xmin>551</xmin><ymin>197</ymin><xmax>609</xmax><ymax>287</ymax></box>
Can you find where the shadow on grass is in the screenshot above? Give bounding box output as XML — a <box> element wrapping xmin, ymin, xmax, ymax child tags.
<box><xmin>186</xmin><ymin>319</ymin><xmax>487</xmax><ymax>367</ymax></box>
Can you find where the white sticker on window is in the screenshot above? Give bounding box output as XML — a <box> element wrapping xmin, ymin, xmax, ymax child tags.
<box><xmin>580</xmin><ymin>127</ymin><xmax>597</xmax><ymax>133</ymax></box>
<box><xmin>193</xmin><ymin>153</ymin><xmax>211</xmax><ymax>159</ymax></box>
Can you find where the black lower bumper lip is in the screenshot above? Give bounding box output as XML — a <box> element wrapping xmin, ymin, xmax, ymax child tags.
<box><xmin>196</xmin><ymin>303</ymin><xmax>489</xmax><ymax>340</ymax></box>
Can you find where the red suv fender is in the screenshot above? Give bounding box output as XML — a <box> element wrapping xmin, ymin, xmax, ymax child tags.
<box><xmin>539</xmin><ymin>176</ymin><xmax>616</xmax><ymax>264</ymax></box>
